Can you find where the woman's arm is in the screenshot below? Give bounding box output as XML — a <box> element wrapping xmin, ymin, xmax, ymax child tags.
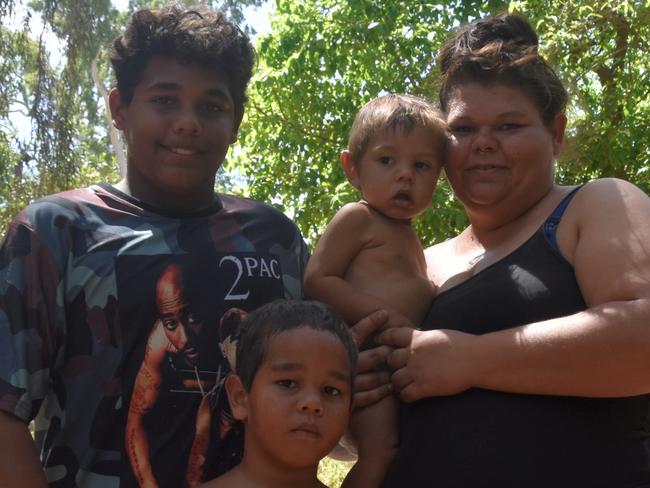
<box><xmin>381</xmin><ymin>179</ymin><xmax>650</xmax><ymax>401</ymax></box>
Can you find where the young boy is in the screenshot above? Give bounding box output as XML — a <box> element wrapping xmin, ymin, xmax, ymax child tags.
<box><xmin>304</xmin><ymin>94</ymin><xmax>446</xmax><ymax>486</ymax></box>
<box><xmin>0</xmin><ymin>6</ymin><xmax>308</xmax><ymax>488</ymax></box>
<box><xmin>200</xmin><ymin>299</ymin><xmax>357</xmax><ymax>488</ymax></box>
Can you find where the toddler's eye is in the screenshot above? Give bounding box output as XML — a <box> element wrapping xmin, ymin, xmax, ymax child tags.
<box><xmin>323</xmin><ymin>386</ymin><xmax>341</xmax><ymax>396</ymax></box>
<box><xmin>415</xmin><ymin>161</ymin><xmax>430</xmax><ymax>170</ymax></box>
<box><xmin>378</xmin><ymin>156</ymin><xmax>391</xmax><ymax>165</ymax></box>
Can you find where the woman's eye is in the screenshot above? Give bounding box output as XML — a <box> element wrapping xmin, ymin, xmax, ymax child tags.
<box><xmin>324</xmin><ymin>386</ymin><xmax>341</xmax><ymax>396</ymax></box>
<box><xmin>498</xmin><ymin>123</ymin><xmax>522</xmax><ymax>131</ymax></box>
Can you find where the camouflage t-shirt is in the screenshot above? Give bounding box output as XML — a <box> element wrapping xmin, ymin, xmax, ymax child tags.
<box><xmin>0</xmin><ymin>184</ymin><xmax>309</xmax><ymax>487</ymax></box>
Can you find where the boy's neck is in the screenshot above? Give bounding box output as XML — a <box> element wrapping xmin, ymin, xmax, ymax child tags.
<box><xmin>233</xmin><ymin>450</ymin><xmax>324</xmax><ymax>488</ymax></box>
<box><xmin>114</xmin><ymin>178</ymin><xmax>216</xmax><ymax>214</ymax></box>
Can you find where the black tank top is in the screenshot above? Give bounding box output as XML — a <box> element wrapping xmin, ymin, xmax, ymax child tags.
<box><xmin>383</xmin><ymin>187</ymin><xmax>650</xmax><ymax>487</ymax></box>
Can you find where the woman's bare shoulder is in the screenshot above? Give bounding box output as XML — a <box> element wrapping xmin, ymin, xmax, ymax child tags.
<box><xmin>424</xmin><ymin>235</ymin><xmax>465</xmax><ymax>284</ymax></box>
<box><xmin>424</xmin><ymin>236</ymin><xmax>457</xmax><ymax>260</ymax></box>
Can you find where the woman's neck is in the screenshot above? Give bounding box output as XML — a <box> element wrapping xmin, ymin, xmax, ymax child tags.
<box><xmin>464</xmin><ymin>184</ymin><xmax>559</xmax><ymax>246</ymax></box>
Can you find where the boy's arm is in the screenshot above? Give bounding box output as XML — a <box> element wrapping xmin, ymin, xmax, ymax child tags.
<box><xmin>304</xmin><ymin>203</ymin><xmax>412</xmax><ymax>328</ymax></box>
<box><xmin>0</xmin><ymin>411</ymin><xmax>48</xmax><ymax>487</ymax></box>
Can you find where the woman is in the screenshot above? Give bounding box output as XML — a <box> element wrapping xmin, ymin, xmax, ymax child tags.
<box><xmin>377</xmin><ymin>13</ymin><xmax>650</xmax><ymax>487</ymax></box>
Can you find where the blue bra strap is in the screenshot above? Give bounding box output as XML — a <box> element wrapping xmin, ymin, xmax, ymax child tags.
<box><xmin>544</xmin><ymin>185</ymin><xmax>584</xmax><ymax>252</ymax></box>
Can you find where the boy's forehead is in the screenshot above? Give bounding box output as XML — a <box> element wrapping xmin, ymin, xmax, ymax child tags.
<box><xmin>263</xmin><ymin>327</ymin><xmax>352</xmax><ymax>372</ymax></box>
<box><xmin>136</xmin><ymin>56</ymin><xmax>232</xmax><ymax>97</ymax></box>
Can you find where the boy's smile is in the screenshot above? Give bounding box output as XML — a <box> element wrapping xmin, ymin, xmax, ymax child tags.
<box><xmin>109</xmin><ymin>56</ymin><xmax>242</xmax><ymax>213</ymax></box>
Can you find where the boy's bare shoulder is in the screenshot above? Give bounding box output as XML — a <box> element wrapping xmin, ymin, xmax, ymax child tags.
<box><xmin>197</xmin><ymin>468</ymin><xmax>241</xmax><ymax>488</ymax></box>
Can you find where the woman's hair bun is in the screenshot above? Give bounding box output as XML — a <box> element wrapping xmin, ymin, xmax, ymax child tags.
<box><xmin>439</xmin><ymin>13</ymin><xmax>538</xmax><ymax>75</ymax></box>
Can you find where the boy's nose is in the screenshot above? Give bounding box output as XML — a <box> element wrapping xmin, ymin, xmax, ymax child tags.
<box><xmin>298</xmin><ymin>390</ymin><xmax>323</xmax><ymax>415</ymax></box>
<box><xmin>173</xmin><ymin>110</ymin><xmax>202</xmax><ymax>136</ymax></box>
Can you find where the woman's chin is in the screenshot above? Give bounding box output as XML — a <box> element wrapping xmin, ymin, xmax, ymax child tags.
<box><xmin>456</xmin><ymin>187</ymin><xmax>510</xmax><ymax>209</ymax></box>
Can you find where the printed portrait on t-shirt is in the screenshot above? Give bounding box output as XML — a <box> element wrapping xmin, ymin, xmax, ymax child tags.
<box><xmin>114</xmin><ymin>250</ymin><xmax>283</xmax><ymax>487</ymax></box>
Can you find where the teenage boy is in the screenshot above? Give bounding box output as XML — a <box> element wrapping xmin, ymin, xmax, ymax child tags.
<box><xmin>200</xmin><ymin>300</ymin><xmax>357</xmax><ymax>488</ymax></box>
<box><xmin>0</xmin><ymin>6</ymin><xmax>307</xmax><ymax>488</ymax></box>
<box><xmin>304</xmin><ymin>94</ymin><xmax>446</xmax><ymax>487</ymax></box>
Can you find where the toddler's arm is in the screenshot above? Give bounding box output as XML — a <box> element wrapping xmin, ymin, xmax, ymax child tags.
<box><xmin>305</xmin><ymin>203</ymin><xmax>413</xmax><ymax>329</ymax></box>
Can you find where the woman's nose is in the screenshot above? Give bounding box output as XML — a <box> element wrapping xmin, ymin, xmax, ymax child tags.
<box><xmin>472</xmin><ymin>127</ymin><xmax>498</xmax><ymax>153</ymax></box>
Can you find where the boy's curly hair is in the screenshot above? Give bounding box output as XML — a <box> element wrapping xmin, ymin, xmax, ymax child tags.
<box><xmin>111</xmin><ymin>5</ymin><xmax>255</xmax><ymax>114</ymax></box>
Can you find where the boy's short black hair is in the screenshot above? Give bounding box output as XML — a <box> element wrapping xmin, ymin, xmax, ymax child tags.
<box><xmin>110</xmin><ymin>5</ymin><xmax>255</xmax><ymax>115</ymax></box>
<box><xmin>236</xmin><ymin>300</ymin><xmax>358</xmax><ymax>390</ymax></box>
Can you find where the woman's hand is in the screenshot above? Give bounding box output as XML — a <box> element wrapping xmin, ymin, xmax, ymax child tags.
<box><xmin>349</xmin><ymin>310</ymin><xmax>393</xmax><ymax>410</ymax></box>
<box><xmin>378</xmin><ymin>327</ymin><xmax>479</xmax><ymax>402</ymax></box>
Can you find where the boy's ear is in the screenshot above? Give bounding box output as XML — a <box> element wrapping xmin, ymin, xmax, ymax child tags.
<box><xmin>108</xmin><ymin>88</ymin><xmax>126</xmax><ymax>131</ymax></box>
<box><xmin>340</xmin><ymin>150</ymin><xmax>360</xmax><ymax>189</ymax></box>
<box><xmin>229</xmin><ymin>110</ymin><xmax>245</xmax><ymax>144</ymax></box>
<box><xmin>225</xmin><ymin>374</ymin><xmax>248</xmax><ymax>421</ymax></box>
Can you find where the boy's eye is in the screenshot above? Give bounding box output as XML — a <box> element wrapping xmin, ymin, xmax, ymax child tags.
<box><xmin>203</xmin><ymin>102</ymin><xmax>224</xmax><ymax>113</ymax></box>
<box><xmin>323</xmin><ymin>386</ymin><xmax>341</xmax><ymax>396</ymax></box>
<box><xmin>414</xmin><ymin>161</ymin><xmax>430</xmax><ymax>170</ymax></box>
<box><xmin>277</xmin><ymin>379</ymin><xmax>297</xmax><ymax>389</ymax></box>
<box><xmin>152</xmin><ymin>96</ymin><xmax>175</xmax><ymax>106</ymax></box>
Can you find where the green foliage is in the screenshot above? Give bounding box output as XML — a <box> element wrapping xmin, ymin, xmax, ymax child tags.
<box><xmin>232</xmin><ymin>0</ymin><xmax>649</xmax><ymax>247</ymax></box>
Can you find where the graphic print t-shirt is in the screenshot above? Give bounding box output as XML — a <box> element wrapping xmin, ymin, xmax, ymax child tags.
<box><xmin>0</xmin><ymin>184</ymin><xmax>308</xmax><ymax>487</ymax></box>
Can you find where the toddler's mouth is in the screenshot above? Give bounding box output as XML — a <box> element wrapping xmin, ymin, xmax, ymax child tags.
<box><xmin>393</xmin><ymin>191</ymin><xmax>413</xmax><ymax>204</ymax></box>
